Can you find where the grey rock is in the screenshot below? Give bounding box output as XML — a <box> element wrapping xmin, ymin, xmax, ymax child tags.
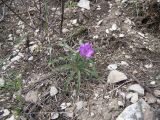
<box><xmin>116</xmin><ymin>99</ymin><xmax>154</xmax><ymax>120</ymax></box>
<box><xmin>50</xmin><ymin>86</ymin><xmax>58</xmax><ymax>97</ymax></box>
<box><xmin>154</xmin><ymin>90</ymin><xmax>160</xmax><ymax>97</ymax></box>
<box><xmin>128</xmin><ymin>84</ymin><xmax>144</xmax><ymax>95</ymax></box>
<box><xmin>107</xmin><ymin>70</ymin><xmax>127</xmax><ymax>83</ymax></box>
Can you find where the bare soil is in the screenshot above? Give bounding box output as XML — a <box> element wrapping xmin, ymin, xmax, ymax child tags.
<box><xmin>0</xmin><ymin>0</ymin><xmax>160</xmax><ymax>120</ymax></box>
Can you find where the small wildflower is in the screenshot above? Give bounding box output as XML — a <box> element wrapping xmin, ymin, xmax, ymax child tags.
<box><xmin>79</xmin><ymin>42</ymin><xmax>94</xmax><ymax>58</ymax></box>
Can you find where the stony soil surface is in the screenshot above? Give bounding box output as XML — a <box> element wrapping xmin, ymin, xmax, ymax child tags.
<box><xmin>0</xmin><ymin>0</ymin><xmax>160</xmax><ymax>120</ymax></box>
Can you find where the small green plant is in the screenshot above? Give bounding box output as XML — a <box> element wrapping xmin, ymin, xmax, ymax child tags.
<box><xmin>65</xmin><ymin>1</ymin><xmax>77</xmax><ymax>8</ymax></box>
<box><xmin>0</xmin><ymin>74</ymin><xmax>22</xmax><ymax>91</ymax></box>
<box><xmin>52</xmin><ymin>42</ymin><xmax>98</xmax><ymax>92</ymax></box>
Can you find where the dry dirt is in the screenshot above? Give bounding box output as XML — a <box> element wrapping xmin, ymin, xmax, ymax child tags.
<box><xmin>0</xmin><ymin>0</ymin><xmax>160</xmax><ymax>120</ymax></box>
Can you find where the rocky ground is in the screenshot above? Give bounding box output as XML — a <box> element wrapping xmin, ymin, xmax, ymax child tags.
<box><xmin>0</xmin><ymin>0</ymin><xmax>160</xmax><ymax>120</ymax></box>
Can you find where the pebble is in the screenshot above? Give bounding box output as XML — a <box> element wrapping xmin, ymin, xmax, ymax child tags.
<box><xmin>51</xmin><ymin>112</ymin><xmax>59</xmax><ymax>120</ymax></box>
<box><xmin>110</xmin><ymin>24</ymin><xmax>118</xmax><ymax>31</ymax></box>
<box><xmin>50</xmin><ymin>86</ymin><xmax>58</xmax><ymax>97</ymax></box>
<box><xmin>119</xmin><ymin>61</ymin><xmax>129</xmax><ymax>66</ymax></box>
<box><xmin>128</xmin><ymin>84</ymin><xmax>144</xmax><ymax>95</ymax></box>
<box><xmin>107</xmin><ymin>70</ymin><xmax>127</xmax><ymax>83</ymax></box>
<box><xmin>107</xmin><ymin>64</ymin><xmax>117</xmax><ymax>70</ymax></box>
<box><xmin>71</xmin><ymin>19</ymin><xmax>77</xmax><ymax>25</ymax></box>
<box><xmin>150</xmin><ymin>81</ymin><xmax>156</xmax><ymax>85</ymax></box>
<box><xmin>144</xmin><ymin>64</ymin><xmax>153</xmax><ymax>69</ymax></box>
<box><xmin>119</xmin><ymin>34</ymin><xmax>124</xmax><ymax>38</ymax></box>
<box><xmin>62</xmin><ymin>28</ymin><xmax>69</xmax><ymax>33</ymax></box>
<box><xmin>60</xmin><ymin>103</ymin><xmax>71</xmax><ymax>110</ymax></box>
<box><xmin>105</xmin><ymin>29</ymin><xmax>109</xmax><ymax>34</ymax></box>
<box><xmin>93</xmin><ymin>35</ymin><xmax>99</xmax><ymax>39</ymax></box>
<box><xmin>28</xmin><ymin>56</ymin><xmax>33</xmax><ymax>61</ymax></box>
<box><xmin>154</xmin><ymin>90</ymin><xmax>160</xmax><ymax>97</ymax></box>
<box><xmin>96</xmin><ymin>5</ymin><xmax>101</xmax><ymax>10</ymax></box>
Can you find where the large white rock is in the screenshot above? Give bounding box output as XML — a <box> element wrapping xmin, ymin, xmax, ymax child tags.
<box><xmin>107</xmin><ymin>70</ymin><xmax>127</xmax><ymax>83</ymax></box>
<box><xmin>116</xmin><ymin>99</ymin><xmax>154</xmax><ymax>120</ymax></box>
<box><xmin>128</xmin><ymin>84</ymin><xmax>144</xmax><ymax>95</ymax></box>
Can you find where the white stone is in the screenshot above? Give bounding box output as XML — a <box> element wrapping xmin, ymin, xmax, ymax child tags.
<box><xmin>93</xmin><ymin>35</ymin><xmax>99</xmax><ymax>39</ymax></box>
<box><xmin>90</xmin><ymin>112</ymin><xmax>95</xmax><ymax>116</ymax></box>
<box><xmin>60</xmin><ymin>103</ymin><xmax>71</xmax><ymax>110</ymax></box>
<box><xmin>154</xmin><ymin>90</ymin><xmax>160</xmax><ymax>97</ymax></box>
<box><xmin>116</xmin><ymin>99</ymin><xmax>153</xmax><ymax>120</ymax></box>
<box><xmin>119</xmin><ymin>61</ymin><xmax>129</xmax><ymax>66</ymax></box>
<box><xmin>119</xmin><ymin>34</ymin><xmax>124</xmax><ymax>38</ymax></box>
<box><xmin>25</xmin><ymin>90</ymin><xmax>38</xmax><ymax>103</ymax></box>
<box><xmin>50</xmin><ymin>86</ymin><xmax>58</xmax><ymax>97</ymax></box>
<box><xmin>150</xmin><ymin>81</ymin><xmax>156</xmax><ymax>85</ymax></box>
<box><xmin>28</xmin><ymin>56</ymin><xmax>33</xmax><ymax>61</ymax></box>
<box><xmin>107</xmin><ymin>70</ymin><xmax>127</xmax><ymax>83</ymax></box>
<box><xmin>51</xmin><ymin>112</ymin><xmax>59</xmax><ymax>120</ymax></box>
<box><xmin>0</xmin><ymin>78</ymin><xmax>5</xmax><ymax>87</ymax></box>
<box><xmin>77</xmin><ymin>0</ymin><xmax>90</xmax><ymax>10</ymax></box>
<box><xmin>128</xmin><ymin>84</ymin><xmax>144</xmax><ymax>95</ymax></box>
<box><xmin>96</xmin><ymin>5</ymin><xmax>101</xmax><ymax>10</ymax></box>
<box><xmin>71</xmin><ymin>19</ymin><xmax>77</xmax><ymax>25</ymax></box>
<box><xmin>106</xmin><ymin>29</ymin><xmax>109</xmax><ymax>34</ymax></box>
<box><xmin>110</xmin><ymin>24</ymin><xmax>118</xmax><ymax>31</ymax></box>
<box><xmin>62</xmin><ymin>28</ymin><xmax>69</xmax><ymax>33</ymax></box>
<box><xmin>107</xmin><ymin>64</ymin><xmax>117</xmax><ymax>70</ymax></box>
<box><xmin>144</xmin><ymin>64</ymin><xmax>153</xmax><ymax>68</ymax></box>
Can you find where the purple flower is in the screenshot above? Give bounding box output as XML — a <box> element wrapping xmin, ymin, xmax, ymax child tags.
<box><xmin>79</xmin><ymin>42</ymin><xmax>94</xmax><ymax>58</ymax></box>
